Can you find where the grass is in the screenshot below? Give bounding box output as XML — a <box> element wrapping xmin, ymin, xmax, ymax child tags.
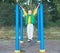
<box><xmin>0</xmin><ymin>26</ymin><xmax>60</xmax><ymax>40</ymax></box>
<box><xmin>0</xmin><ymin>26</ymin><xmax>15</xmax><ymax>40</ymax></box>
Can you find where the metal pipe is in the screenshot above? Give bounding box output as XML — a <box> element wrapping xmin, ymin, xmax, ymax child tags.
<box><xmin>20</xmin><ymin>9</ymin><xmax>23</xmax><ymax>42</ymax></box>
<box><xmin>39</xmin><ymin>3</ymin><xmax>45</xmax><ymax>52</ymax></box>
<box><xmin>15</xmin><ymin>3</ymin><xmax>19</xmax><ymax>50</ymax></box>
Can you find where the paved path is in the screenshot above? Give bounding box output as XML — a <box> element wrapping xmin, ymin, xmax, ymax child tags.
<box><xmin>0</xmin><ymin>40</ymin><xmax>60</xmax><ymax>53</ymax></box>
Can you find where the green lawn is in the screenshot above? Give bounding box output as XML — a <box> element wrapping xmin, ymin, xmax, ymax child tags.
<box><xmin>0</xmin><ymin>26</ymin><xmax>60</xmax><ymax>40</ymax></box>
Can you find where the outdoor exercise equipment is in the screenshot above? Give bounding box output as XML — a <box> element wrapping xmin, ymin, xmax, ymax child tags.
<box><xmin>14</xmin><ymin>0</ymin><xmax>45</xmax><ymax>53</ymax></box>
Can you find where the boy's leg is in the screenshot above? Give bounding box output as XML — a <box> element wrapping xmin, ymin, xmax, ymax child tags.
<box><xmin>27</xmin><ymin>24</ymin><xmax>34</xmax><ymax>40</ymax></box>
<box><xmin>27</xmin><ymin>24</ymin><xmax>30</xmax><ymax>40</ymax></box>
<box><xmin>29</xmin><ymin>24</ymin><xmax>34</xmax><ymax>40</ymax></box>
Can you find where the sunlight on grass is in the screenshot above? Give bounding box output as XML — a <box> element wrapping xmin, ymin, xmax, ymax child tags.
<box><xmin>0</xmin><ymin>27</ymin><xmax>60</xmax><ymax>40</ymax></box>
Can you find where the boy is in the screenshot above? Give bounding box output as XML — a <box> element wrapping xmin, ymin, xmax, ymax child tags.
<box><xmin>21</xmin><ymin>5</ymin><xmax>39</xmax><ymax>42</ymax></box>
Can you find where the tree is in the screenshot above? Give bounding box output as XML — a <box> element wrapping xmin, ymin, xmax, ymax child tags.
<box><xmin>45</xmin><ymin>0</ymin><xmax>58</xmax><ymax>22</ymax></box>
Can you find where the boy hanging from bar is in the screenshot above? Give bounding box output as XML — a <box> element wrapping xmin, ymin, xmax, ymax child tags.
<box><xmin>20</xmin><ymin>5</ymin><xmax>39</xmax><ymax>42</ymax></box>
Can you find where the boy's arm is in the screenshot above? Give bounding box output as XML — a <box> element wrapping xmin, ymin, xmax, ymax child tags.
<box><xmin>33</xmin><ymin>5</ymin><xmax>39</xmax><ymax>16</ymax></box>
<box><xmin>21</xmin><ymin>6</ymin><xmax>27</xmax><ymax>16</ymax></box>
<box><xmin>20</xmin><ymin>6</ymin><xmax>27</xmax><ymax>16</ymax></box>
<box><xmin>21</xmin><ymin>7</ymin><xmax>27</xmax><ymax>16</ymax></box>
<box><xmin>18</xmin><ymin>3</ymin><xmax>27</xmax><ymax>16</ymax></box>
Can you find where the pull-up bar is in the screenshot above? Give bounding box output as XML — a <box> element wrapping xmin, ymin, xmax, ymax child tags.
<box><xmin>14</xmin><ymin>2</ymin><xmax>45</xmax><ymax>53</ymax></box>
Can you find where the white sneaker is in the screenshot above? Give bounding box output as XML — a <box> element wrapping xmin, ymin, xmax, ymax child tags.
<box><xmin>28</xmin><ymin>39</ymin><xmax>32</xmax><ymax>42</ymax></box>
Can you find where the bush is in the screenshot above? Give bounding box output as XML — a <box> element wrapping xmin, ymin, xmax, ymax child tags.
<box><xmin>0</xmin><ymin>3</ymin><xmax>15</xmax><ymax>27</ymax></box>
<box><xmin>56</xmin><ymin>19</ymin><xmax>60</xmax><ymax>27</ymax></box>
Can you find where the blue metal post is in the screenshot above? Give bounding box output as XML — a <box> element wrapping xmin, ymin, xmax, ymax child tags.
<box><xmin>40</xmin><ymin>3</ymin><xmax>45</xmax><ymax>52</ymax></box>
<box><xmin>37</xmin><ymin>7</ymin><xmax>41</xmax><ymax>42</ymax></box>
<box><xmin>15</xmin><ymin>3</ymin><xmax>19</xmax><ymax>50</ymax></box>
<box><xmin>20</xmin><ymin>9</ymin><xmax>23</xmax><ymax>42</ymax></box>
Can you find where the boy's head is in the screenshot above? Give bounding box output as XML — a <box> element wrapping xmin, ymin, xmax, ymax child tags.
<box><xmin>28</xmin><ymin>10</ymin><xmax>32</xmax><ymax>15</ymax></box>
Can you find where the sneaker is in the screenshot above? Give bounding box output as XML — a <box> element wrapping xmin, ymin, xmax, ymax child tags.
<box><xmin>27</xmin><ymin>39</ymin><xmax>32</xmax><ymax>42</ymax></box>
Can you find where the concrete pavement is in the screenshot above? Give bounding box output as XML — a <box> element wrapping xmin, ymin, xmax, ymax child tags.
<box><xmin>0</xmin><ymin>40</ymin><xmax>60</xmax><ymax>53</ymax></box>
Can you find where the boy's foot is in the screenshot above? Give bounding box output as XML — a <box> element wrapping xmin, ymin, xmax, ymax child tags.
<box><xmin>28</xmin><ymin>39</ymin><xmax>32</xmax><ymax>43</ymax></box>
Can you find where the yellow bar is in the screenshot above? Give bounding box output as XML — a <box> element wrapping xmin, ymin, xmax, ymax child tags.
<box><xmin>39</xmin><ymin>50</ymin><xmax>46</xmax><ymax>53</ymax></box>
<box><xmin>20</xmin><ymin>41</ymin><xmax>24</xmax><ymax>44</ymax></box>
<box><xmin>14</xmin><ymin>50</ymin><xmax>20</xmax><ymax>53</ymax></box>
<box><xmin>37</xmin><ymin>41</ymin><xmax>40</xmax><ymax>43</ymax></box>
